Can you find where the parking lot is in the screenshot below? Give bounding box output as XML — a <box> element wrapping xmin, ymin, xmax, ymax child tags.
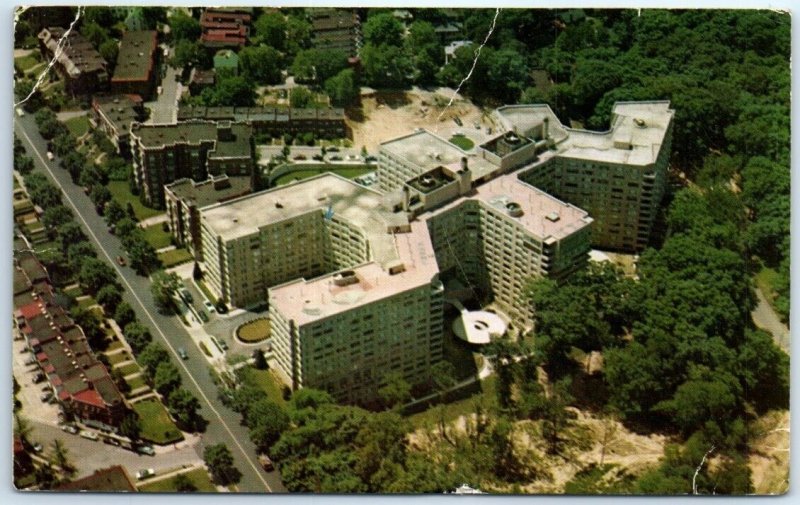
<box><xmin>13</xmin><ymin>328</ymin><xmax>61</xmax><ymax>426</ymax></box>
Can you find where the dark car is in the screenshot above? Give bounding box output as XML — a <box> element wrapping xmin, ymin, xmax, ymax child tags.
<box><xmin>258</xmin><ymin>454</ymin><xmax>274</xmax><ymax>472</ymax></box>
<box><xmin>327</xmin><ymin>146</ymin><xmax>340</xmax><ymax>152</ymax></box>
<box><xmin>116</xmin><ymin>256</ymin><xmax>126</xmax><ymax>266</ymax></box>
<box><xmin>312</xmin><ymin>154</ymin><xmax>324</xmax><ymax>161</ymax></box>
<box><xmin>215</xmin><ymin>301</ymin><xmax>228</xmax><ymax>314</ymax></box>
<box><xmin>199</xmin><ymin>311</ymin><xmax>209</xmax><ymax>323</ymax></box>
<box><xmin>330</xmin><ymin>155</ymin><xmax>342</xmax><ymax>161</ymax></box>
<box><xmin>178</xmin><ymin>347</ymin><xmax>188</xmax><ymax>360</ymax></box>
<box><xmin>453</xmin><ymin>116</ymin><xmax>463</xmax><ymax>126</ymax></box>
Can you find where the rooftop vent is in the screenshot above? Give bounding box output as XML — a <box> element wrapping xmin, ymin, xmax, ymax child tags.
<box><xmin>545</xmin><ymin>211</ymin><xmax>560</xmax><ymax>222</ymax></box>
<box><xmin>504</xmin><ymin>132</ymin><xmax>521</xmax><ymax>144</ymax></box>
<box><xmin>388</xmin><ymin>262</ymin><xmax>406</xmax><ymax>275</ymax></box>
<box><xmin>420</xmin><ymin>174</ymin><xmax>436</xmax><ymax>187</ymax></box>
<box><xmin>333</xmin><ymin>270</ymin><xmax>359</xmax><ymax>287</ymax></box>
<box><xmin>634</xmin><ymin>118</ymin><xmax>646</xmax><ymax>128</ymax></box>
<box><xmin>506</xmin><ymin>202</ymin><xmax>524</xmax><ymax>218</ymax></box>
<box><xmin>275</xmin><ymin>202</ymin><xmax>283</xmax><ymax>209</ymax></box>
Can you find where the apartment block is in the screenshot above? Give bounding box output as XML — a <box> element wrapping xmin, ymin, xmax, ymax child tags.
<box><xmin>91</xmin><ymin>94</ymin><xmax>144</xmax><ymax>156</ymax></box>
<box><xmin>310</xmin><ymin>9</ymin><xmax>362</xmax><ymax>56</ymax></box>
<box><xmin>164</xmin><ymin>175</ymin><xmax>252</xmax><ymax>261</ymax></box>
<box><xmin>129</xmin><ymin>120</ymin><xmax>255</xmax><ymax>208</ymax></box>
<box><xmin>37</xmin><ymin>27</ymin><xmax>108</xmax><ymax>96</ymax></box>
<box><xmin>500</xmin><ymin>102</ymin><xmax>674</xmax><ymax>252</ymax></box>
<box><xmin>200</xmin><ymin>8</ymin><xmax>251</xmax><ymax>49</ymax></box>
<box><xmin>110</xmin><ymin>30</ymin><xmax>159</xmax><ymax>99</ymax></box>
<box><xmin>178</xmin><ymin>105</ymin><xmax>347</xmax><ymax>139</ymax></box>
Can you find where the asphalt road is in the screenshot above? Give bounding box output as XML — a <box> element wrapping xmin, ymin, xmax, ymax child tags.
<box><xmin>15</xmin><ymin>115</ymin><xmax>286</xmax><ymax>493</ymax></box>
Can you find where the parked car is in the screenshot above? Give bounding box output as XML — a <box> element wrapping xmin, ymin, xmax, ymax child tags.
<box><xmin>198</xmin><ymin>311</ymin><xmax>209</xmax><ymax>323</ymax></box>
<box><xmin>116</xmin><ymin>256</ymin><xmax>126</xmax><ymax>266</ymax></box>
<box><xmin>293</xmin><ymin>154</ymin><xmax>307</xmax><ymax>160</ymax></box>
<box><xmin>136</xmin><ymin>445</ymin><xmax>155</xmax><ymax>456</ymax></box>
<box><xmin>203</xmin><ymin>300</ymin><xmax>215</xmax><ymax>313</ymax></box>
<box><xmin>136</xmin><ymin>468</ymin><xmax>155</xmax><ymax>480</ymax></box>
<box><xmin>40</xmin><ymin>392</ymin><xmax>53</xmax><ymax>402</ymax></box>
<box><xmin>179</xmin><ymin>289</ymin><xmax>193</xmax><ymax>303</ymax></box>
<box><xmin>453</xmin><ymin>116</ymin><xmax>463</xmax><ymax>126</ymax></box>
<box><xmin>32</xmin><ymin>372</ymin><xmax>45</xmax><ymax>384</ymax></box>
<box><xmin>178</xmin><ymin>347</ymin><xmax>188</xmax><ymax>360</ymax></box>
<box><xmin>32</xmin><ymin>443</ymin><xmax>43</xmax><ymax>453</ymax></box>
<box><xmin>46</xmin><ymin>151</ymin><xmax>55</xmax><ymax>161</ymax></box>
<box><xmin>327</xmin><ymin>146</ymin><xmax>340</xmax><ymax>152</ymax></box>
<box><xmin>60</xmin><ymin>424</ymin><xmax>78</xmax><ymax>435</ymax></box>
<box><xmin>24</xmin><ymin>356</ymin><xmax>36</xmax><ymax>366</ymax></box>
<box><xmin>312</xmin><ymin>154</ymin><xmax>324</xmax><ymax>161</ymax></box>
<box><xmin>103</xmin><ymin>437</ymin><xmax>120</xmax><ymax>447</ymax></box>
<box><xmin>79</xmin><ymin>430</ymin><xmax>98</xmax><ymax>441</ymax></box>
<box><xmin>15</xmin><ymin>108</ymin><xmax>24</xmax><ymax>117</ymax></box>
<box><xmin>219</xmin><ymin>339</ymin><xmax>229</xmax><ymax>351</ymax></box>
<box><xmin>258</xmin><ymin>453</ymin><xmax>274</xmax><ymax>472</ymax></box>
<box><xmin>215</xmin><ymin>301</ymin><xmax>228</xmax><ymax>314</ymax></box>
<box><xmin>330</xmin><ymin>155</ymin><xmax>342</xmax><ymax>161</ymax></box>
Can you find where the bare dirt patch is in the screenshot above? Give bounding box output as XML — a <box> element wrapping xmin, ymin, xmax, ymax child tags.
<box><xmin>348</xmin><ymin>87</ymin><xmax>494</xmax><ymax>152</ymax></box>
<box><xmin>748</xmin><ymin>409</ymin><xmax>789</xmax><ymax>494</ymax></box>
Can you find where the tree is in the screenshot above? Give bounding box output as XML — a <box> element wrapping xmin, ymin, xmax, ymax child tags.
<box><xmin>126</xmin><ymin>235</ymin><xmax>160</xmax><ymax>275</ymax></box>
<box><xmin>61</xmin><ymin>151</ymin><xmax>87</xmax><ymax>183</ymax></box>
<box><xmin>239</xmin><ymin>45</ymin><xmax>283</xmax><ymax>84</ymax></box>
<box><xmin>247</xmin><ymin>400</ymin><xmax>290</xmax><ymax>451</ymax></box>
<box><xmin>99</xmin><ymin>39</ymin><xmax>119</xmax><ymax>69</ymax></box>
<box><xmin>14</xmin><ymin>154</ymin><xmax>35</xmax><ymax>175</ymax></box>
<box><xmin>169</xmin><ymin>11</ymin><xmax>200</xmax><ymax>41</ymax></box>
<box><xmin>203</xmin><ymin>443</ymin><xmax>242</xmax><ymax>486</ymax></box>
<box><xmin>378</xmin><ymin>372</ymin><xmax>411</xmax><ymax>409</ymax></box>
<box><xmin>430</xmin><ymin>361</ymin><xmax>456</xmax><ymax>402</ymax></box>
<box><xmin>252</xmin><ymin>349</ymin><xmax>267</xmax><ymax>370</ymax></box>
<box><xmin>90</xmin><ymin>185</ymin><xmax>112</xmax><ymax>210</ymax></box>
<box><xmin>168</xmin><ymin>388</ymin><xmax>204</xmax><ymax>432</ymax></box>
<box><xmin>291</xmin><ymin>48</ymin><xmax>349</xmax><ymax>84</ymax></box>
<box><xmin>15</xmin><ymin>79</ymin><xmax>45</xmax><ymax>112</ymax></box>
<box><xmin>138</xmin><ymin>342</ymin><xmax>169</xmax><ymax>377</ymax></box>
<box><xmin>285</xmin><ymin>15</ymin><xmax>312</xmax><ymax>56</ymax></box>
<box><xmin>253</xmin><ymin>11</ymin><xmax>287</xmax><ymax>51</ymax></box>
<box><xmin>173</xmin><ymin>472</ymin><xmax>198</xmax><ymax>492</ymax></box>
<box><xmin>360</xmin><ymin>44</ymin><xmax>412</xmax><ymax>89</ymax></box>
<box><xmin>171</xmin><ymin>39</ymin><xmax>204</xmax><ymax>69</ymax></box>
<box><xmin>289</xmin><ymin>86</ymin><xmax>314</xmax><ymax>108</ymax></box>
<box><xmin>154</xmin><ymin>361</ymin><xmax>182</xmax><ymax>397</ymax></box>
<box><xmin>363</xmin><ymin>13</ymin><xmax>404</xmax><ymax>47</ymax></box>
<box><xmin>124</xmin><ymin>321</ymin><xmax>152</xmax><ymax>353</ymax></box>
<box><xmin>65</xmin><ymin>242</ymin><xmax>95</xmax><ymax>271</ymax></box>
<box><xmin>105</xmin><ymin>200</ymin><xmax>126</xmax><ymax>225</ymax></box>
<box><xmin>96</xmin><ymin>284</ymin><xmax>122</xmax><ymax>311</ymax></box>
<box><xmin>119</xmin><ymin>413</ymin><xmax>141</xmax><ymax>441</ymax></box>
<box><xmin>204</xmin><ymin>75</ymin><xmax>256</xmax><ymax>106</ymax></box>
<box><xmin>52</xmin><ymin>132</ymin><xmax>76</xmax><ymax>157</ymax></box>
<box><xmin>114</xmin><ymin>301</ymin><xmax>136</xmax><ymax>329</ymax></box>
<box><xmin>325</xmin><ymin>69</ymin><xmax>359</xmax><ymax>107</ymax></box>
<box><xmin>539</xmin><ymin>377</ymin><xmax>574</xmax><ymax>454</ymax></box>
<box><xmin>79</xmin><ymin>258</ymin><xmax>117</xmax><ymax>294</ymax></box>
<box><xmin>81</xmin><ymin>22</ymin><xmax>109</xmax><ymax>48</ymax></box>
<box><xmin>50</xmin><ymin>439</ymin><xmax>75</xmax><ymax>477</ymax></box>
<box><xmin>41</xmin><ymin>205</ymin><xmax>73</xmax><ymax>232</ymax></box>
<box><xmin>150</xmin><ymin>270</ymin><xmax>180</xmax><ymax>313</ymax></box>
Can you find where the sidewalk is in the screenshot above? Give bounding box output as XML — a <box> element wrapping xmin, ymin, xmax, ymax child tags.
<box><xmin>138</xmin><ymin>214</ymin><xmax>169</xmax><ymax>228</ymax></box>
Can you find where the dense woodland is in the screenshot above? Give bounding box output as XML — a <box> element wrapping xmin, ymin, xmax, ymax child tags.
<box><xmin>15</xmin><ymin>7</ymin><xmax>790</xmax><ymax>494</ymax></box>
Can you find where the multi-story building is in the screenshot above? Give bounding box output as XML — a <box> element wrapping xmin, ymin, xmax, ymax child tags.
<box><xmin>164</xmin><ymin>174</ymin><xmax>252</xmax><ymax>261</ymax></box>
<box><xmin>91</xmin><ymin>94</ymin><xmax>144</xmax><ymax>156</ymax></box>
<box><xmin>198</xmin><ymin>165</ymin><xmax>591</xmax><ymax>403</ymax></box>
<box><xmin>37</xmin><ymin>27</ymin><xmax>108</xmax><ymax>96</ymax></box>
<box><xmin>310</xmin><ymin>9</ymin><xmax>362</xmax><ymax>56</ymax></box>
<box><xmin>379</xmin><ymin>101</ymin><xmax>674</xmax><ymax>253</ymax></box>
<box><xmin>200</xmin><ymin>8</ymin><xmax>251</xmax><ymax>49</ymax></box>
<box><xmin>505</xmin><ymin>102</ymin><xmax>674</xmax><ymax>252</ymax></box>
<box><xmin>110</xmin><ymin>30</ymin><xmax>159</xmax><ymax>99</ymax></box>
<box><xmin>178</xmin><ymin>105</ymin><xmax>347</xmax><ymax>139</ymax></box>
<box><xmin>129</xmin><ymin>120</ymin><xmax>255</xmax><ymax>208</ymax></box>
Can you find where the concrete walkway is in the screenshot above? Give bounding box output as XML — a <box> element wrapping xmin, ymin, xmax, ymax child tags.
<box><xmin>56</xmin><ymin>110</ymin><xmax>88</xmax><ymax>122</ymax></box>
<box><xmin>138</xmin><ymin>214</ymin><xmax>169</xmax><ymax>228</ymax></box>
<box><xmin>752</xmin><ymin>287</ymin><xmax>790</xmax><ymax>352</ymax></box>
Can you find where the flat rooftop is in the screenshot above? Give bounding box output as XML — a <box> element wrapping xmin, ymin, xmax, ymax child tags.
<box><xmin>269</xmin><ymin>219</ymin><xmax>439</xmax><ymax>326</ymax></box>
<box><xmin>496</xmin><ymin>101</ymin><xmax>674</xmax><ymax>166</ymax></box>
<box><xmin>112</xmin><ymin>31</ymin><xmax>157</xmax><ymax>82</ymax></box>
<box><xmin>166</xmin><ymin>175</ymin><xmax>251</xmax><ymax>208</ymax></box>
<box><xmin>131</xmin><ymin>121</ymin><xmax>252</xmax><ymax>158</ymax></box>
<box><xmin>380</xmin><ymin>129</ymin><xmax>497</xmax><ymax>181</ymax></box>
<box><xmin>93</xmin><ymin>95</ymin><xmax>141</xmax><ymax>134</ymax></box>
<box><xmin>201</xmin><ymin>173</ymin><xmax>403</xmax><ymax>266</ymax></box>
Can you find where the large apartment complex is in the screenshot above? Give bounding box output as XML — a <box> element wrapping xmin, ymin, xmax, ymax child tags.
<box><xmin>129</xmin><ymin>120</ymin><xmax>255</xmax><ymax>208</ymax></box>
<box><xmin>109</xmin><ymin>30</ymin><xmax>159</xmax><ymax>99</ymax></box>
<box><xmin>197</xmin><ymin>161</ymin><xmax>591</xmax><ymax>402</ymax></box>
<box><xmin>378</xmin><ymin>101</ymin><xmax>674</xmax><ymax>252</ymax></box>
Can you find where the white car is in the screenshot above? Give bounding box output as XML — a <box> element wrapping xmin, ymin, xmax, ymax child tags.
<box><xmin>136</xmin><ymin>468</ymin><xmax>155</xmax><ymax>480</ymax></box>
<box><xmin>46</xmin><ymin>151</ymin><xmax>55</xmax><ymax>161</ymax></box>
<box><xmin>15</xmin><ymin>108</ymin><xmax>24</xmax><ymax>117</ymax></box>
<box><xmin>203</xmin><ymin>300</ymin><xmax>215</xmax><ymax>313</ymax></box>
<box><xmin>79</xmin><ymin>430</ymin><xmax>98</xmax><ymax>441</ymax></box>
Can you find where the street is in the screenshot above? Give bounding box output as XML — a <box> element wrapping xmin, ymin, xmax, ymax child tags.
<box><xmin>15</xmin><ymin>115</ymin><xmax>285</xmax><ymax>493</ymax></box>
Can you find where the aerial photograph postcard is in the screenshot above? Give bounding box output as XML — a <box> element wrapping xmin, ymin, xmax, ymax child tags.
<box><xmin>11</xmin><ymin>4</ymin><xmax>790</xmax><ymax>495</ymax></box>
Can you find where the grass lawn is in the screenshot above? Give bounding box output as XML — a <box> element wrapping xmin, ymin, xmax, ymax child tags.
<box><xmin>107</xmin><ymin>350</ymin><xmax>132</xmax><ymax>366</ymax></box>
<box><xmin>158</xmin><ymin>248</ymin><xmax>193</xmax><ymax>267</ymax></box>
<box><xmin>407</xmin><ymin>375</ymin><xmax>497</xmax><ymax>430</ymax></box>
<box><xmin>245</xmin><ymin>368</ymin><xmax>287</xmax><ymax>408</ymax></box>
<box><xmin>142</xmin><ymin>223</ymin><xmax>172</xmax><ymax>250</ymax></box>
<box><xmin>237</xmin><ymin>318</ymin><xmax>270</xmax><ymax>343</ymax></box>
<box><xmin>64</xmin><ymin>115</ymin><xmax>90</xmax><ymax>137</ymax></box>
<box><xmin>106</xmin><ymin>340</ymin><xmax>124</xmax><ymax>352</ymax></box>
<box><xmin>116</xmin><ymin>362</ymin><xmax>141</xmax><ymax>376</ymax></box>
<box><xmin>449</xmin><ymin>134</ymin><xmax>475</xmax><ymax>150</ymax></box>
<box><xmin>126</xmin><ymin>375</ymin><xmax>148</xmax><ymax>391</ymax></box>
<box><xmin>273</xmin><ymin>167</ymin><xmax>372</xmax><ymax>186</ymax></box>
<box><xmin>64</xmin><ymin>285</ymin><xmax>83</xmax><ymax>298</ymax></box>
<box><xmin>138</xmin><ymin>468</ymin><xmax>216</xmax><ymax>492</ymax></box>
<box><xmin>77</xmin><ymin>296</ymin><xmax>98</xmax><ymax>311</ymax></box>
<box><xmin>756</xmin><ymin>267</ymin><xmax>780</xmax><ymax>302</ymax></box>
<box><xmin>132</xmin><ymin>399</ymin><xmax>183</xmax><ymax>444</ymax></box>
<box><xmin>34</xmin><ymin>240</ymin><xmax>59</xmax><ymax>254</ymax></box>
<box><xmin>108</xmin><ymin>181</ymin><xmax>162</xmax><ymax>220</ymax></box>
<box><xmin>15</xmin><ymin>54</ymin><xmax>40</xmax><ymax>72</ymax></box>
